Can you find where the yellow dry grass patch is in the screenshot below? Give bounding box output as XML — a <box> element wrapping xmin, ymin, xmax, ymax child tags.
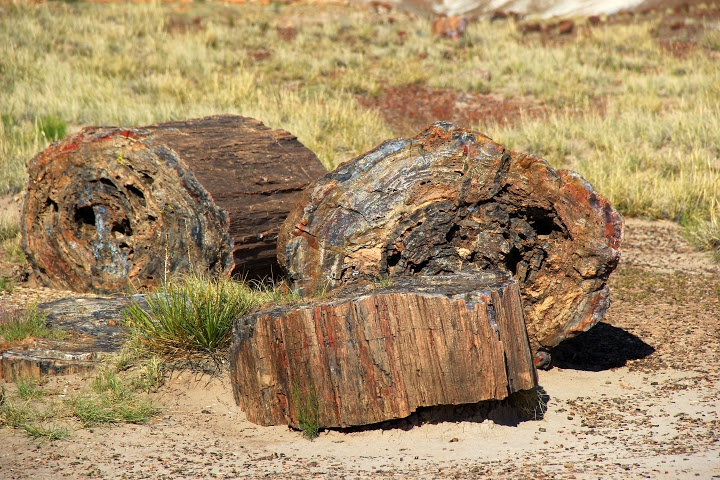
<box><xmin>0</xmin><ymin>1</ymin><xmax>717</xmax><ymax>251</ymax></box>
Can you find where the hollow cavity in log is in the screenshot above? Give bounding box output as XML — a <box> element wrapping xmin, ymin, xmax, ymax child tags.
<box><xmin>278</xmin><ymin>122</ymin><xmax>623</xmax><ymax>350</ymax></box>
<box><xmin>22</xmin><ymin>115</ymin><xmax>326</xmax><ymax>293</ymax></box>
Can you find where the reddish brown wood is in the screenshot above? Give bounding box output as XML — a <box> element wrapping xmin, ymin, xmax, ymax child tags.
<box><xmin>278</xmin><ymin>122</ymin><xmax>623</xmax><ymax>354</ymax></box>
<box><xmin>21</xmin><ymin>115</ymin><xmax>326</xmax><ymax>293</ymax></box>
<box><xmin>230</xmin><ymin>272</ymin><xmax>537</xmax><ymax>428</ymax></box>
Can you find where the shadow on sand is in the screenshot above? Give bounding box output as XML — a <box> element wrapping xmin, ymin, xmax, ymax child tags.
<box><xmin>549</xmin><ymin>322</ymin><xmax>655</xmax><ymax>372</ymax></box>
<box><xmin>334</xmin><ymin>386</ymin><xmax>551</xmax><ymax>434</ymax></box>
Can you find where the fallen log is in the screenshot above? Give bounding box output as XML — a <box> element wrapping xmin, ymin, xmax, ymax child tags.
<box><xmin>278</xmin><ymin>122</ymin><xmax>623</xmax><ymax>354</ymax></box>
<box><xmin>230</xmin><ymin>272</ymin><xmax>536</xmax><ymax>428</ymax></box>
<box><xmin>21</xmin><ymin>115</ymin><xmax>326</xmax><ymax>293</ymax></box>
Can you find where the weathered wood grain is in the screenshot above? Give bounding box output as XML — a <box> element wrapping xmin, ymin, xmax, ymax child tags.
<box><xmin>278</xmin><ymin>122</ymin><xmax>623</xmax><ymax>353</ymax></box>
<box><xmin>230</xmin><ymin>272</ymin><xmax>536</xmax><ymax>428</ymax></box>
<box><xmin>21</xmin><ymin>115</ymin><xmax>326</xmax><ymax>293</ymax></box>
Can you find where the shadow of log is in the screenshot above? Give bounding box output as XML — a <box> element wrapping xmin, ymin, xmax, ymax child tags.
<box><xmin>549</xmin><ymin>322</ymin><xmax>655</xmax><ymax>371</ymax></box>
<box><xmin>332</xmin><ymin>387</ymin><xmax>550</xmax><ymax>434</ymax></box>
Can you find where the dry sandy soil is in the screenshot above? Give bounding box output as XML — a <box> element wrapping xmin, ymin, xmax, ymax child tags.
<box><xmin>1</xmin><ymin>207</ymin><xmax>719</xmax><ymax>479</ymax></box>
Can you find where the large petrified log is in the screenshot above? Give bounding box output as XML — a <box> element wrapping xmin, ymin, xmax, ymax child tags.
<box><xmin>230</xmin><ymin>272</ymin><xmax>536</xmax><ymax>428</ymax></box>
<box><xmin>278</xmin><ymin>122</ymin><xmax>623</xmax><ymax>353</ymax></box>
<box><xmin>22</xmin><ymin>115</ymin><xmax>326</xmax><ymax>293</ymax></box>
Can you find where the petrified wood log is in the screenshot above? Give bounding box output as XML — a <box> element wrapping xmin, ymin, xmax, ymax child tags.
<box><xmin>278</xmin><ymin>122</ymin><xmax>623</xmax><ymax>353</ymax></box>
<box><xmin>21</xmin><ymin>115</ymin><xmax>326</xmax><ymax>293</ymax></box>
<box><xmin>230</xmin><ymin>272</ymin><xmax>536</xmax><ymax>428</ymax></box>
<box><xmin>0</xmin><ymin>296</ymin><xmax>143</xmax><ymax>380</ymax></box>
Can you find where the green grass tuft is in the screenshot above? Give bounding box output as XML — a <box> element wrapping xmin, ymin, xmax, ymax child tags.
<box><xmin>36</xmin><ymin>115</ymin><xmax>67</xmax><ymax>141</ymax></box>
<box><xmin>67</xmin><ymin>393</ymin><xmax>157</xmax><ymax>427</ymax></box>
<box><xmin>17</xmin><ymin>378</ymin><xmax>45</xmax><ymax>401</ymax></box>
<box><xmin>23</xmin><ymin>423</ymin><xmax>69</xmax><ymax>440</ymax></box>
<box><xmin>123</xmin><ymin>274</ymin><xmax>288</xmax><ymax>367</ymax></box>
<box><xmin>291</xmin><ymin>380</ymin><xmax>320</xmax><ymax>440</ymax></box>
<box><xmin>0</xmin><ymin>304</ymin><xmax>63</xmax><ymax>343</ymax></box>
<box><xmin>0</xmin><ymin>277</ymin><xmax>14</xmax><ymax>294</ymax></box>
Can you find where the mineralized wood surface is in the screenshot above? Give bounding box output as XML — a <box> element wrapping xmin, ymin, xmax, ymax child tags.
<box><xmin>230</xmin><ymin>272</ymin><xmax>536</xmax><ymax>428</ymax></box>
<box><xmin>21</xmin><ymin>115</ymin><xmax>326</xmax><ymax>293</ymax></box>
<box><xmin>0</xmin><ymin>295</ymin><xmax>142</xmax><ymax>380</ymax></box>
<box><xmin>278</xmin><ymin>122</ymin><xmax>623</xmax><ymax>352</ymax></box>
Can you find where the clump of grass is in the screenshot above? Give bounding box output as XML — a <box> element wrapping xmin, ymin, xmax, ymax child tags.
<box><xmin>683</xmin><ymin>200</ymin><xmax>720</xmax><ymax>260</ymax></box>
<box><xmin>66</xmin><ymin>392</ymin><xmax>157</xmax><ymax>427</ymax></box>
<box><xmin>123</xmin><ymin>274</ymin><xmax>285</xmax><ymax>368</ymax></box>
<box><xmin>0</xmin><ymin>351</ymin><xmax>162</xmax><ymax>439</ymax></box>
<box><xmin>17</xmin><ymin>378</ymin><xmax>45</xmax><ymax>401</ymax></box>
<box><xmin>508</xmin><ymin>387</ymin><xmax>548</xmax><ymax>421</ymax></box>
<box><xmin>22</xmin><ymin>423</ymin><xmax>69</xmax><ymax>440</ymax></box>
<box><xmin>0</xmin><ymin>304</ymin><xmax>64</xmax><ymax>342</ymax></box>
<box><xmin>0</xmin><ymin>394</ymin><xmax>70</xmax><ymax>440</ymax></box>
<box><xmin>36</xmin><ymin>115</ymin><xmax>67</xmax><ymax>141</ymax></box>
<box><xmin>0</xmin><ymin>277</ymin><xmax>14</xmax><ymax>294</ymax></box>
<box><xmin>0</xmin><ymin>212</ymin><xmax>25</xmax><ymax>265</ymax></box>
<box><xmin>291</xmin><ymin>380</ymin><xmax>320</xmax><ymax>440</ymax></box>
<box><xmin>66</xmin><ymin>354</ymin><xmax>161</xmax><ymax>427</ymax></box>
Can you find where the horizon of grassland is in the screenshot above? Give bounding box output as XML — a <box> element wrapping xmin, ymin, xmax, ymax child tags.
<box><xmin>0</xmin><ymin>1</ymin><xmax>718</xmax><ymax>253</ymax></box>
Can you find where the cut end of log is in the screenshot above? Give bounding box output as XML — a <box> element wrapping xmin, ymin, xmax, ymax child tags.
<box><xmin>21</xmin><ymin>115</ymin><xmax>326</xmax><ymax>293</ymax></box>
<box><xmin>278</xmin><ymin>122</ymin><xmax>623</xmax><ymax>351</ymax></box>
<box><xmin>230</xmin><ymin>272</ymin><xmax>537</xmax><ymax>428</ymax></box>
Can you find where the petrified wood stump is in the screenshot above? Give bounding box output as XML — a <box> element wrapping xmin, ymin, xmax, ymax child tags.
<box><xmin>21</xmin><ymin>115</ymin><xmax>326</xmax><ymax>293</ymax></box>
<box><xmin>230</xmin><ymin>272</ymin><xmax>536</xmax><ymax>428</ymax></box>
<box><xmin>278</xmin><ymin>122</ymin><xmax>623</xmax><ymax>353</ymax></box>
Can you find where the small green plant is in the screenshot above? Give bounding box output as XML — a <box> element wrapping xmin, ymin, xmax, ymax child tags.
<box><xmin>0</xmin><ymin>352</ymin><xmax>161</xmax><ymax>439</ymax></box>
<box><xmin>683</xmin><ymin>201</ymin><xmax>720</xmax><ymax>260</ymax></box>
<box><xmin>36</xmin><ymin>115</ymin><xmax>67</xmax><ymax>141</ymax></box>
<box><xmin>66</xmin><ymin>393</ymin><xmax>157</xmax><ymax>427</ymax></box>
<box><xmin>0</xmin><ymin>276</ymin><xmax>13</xmax><ymax>294</ymax></box>
<box><xmin>0</xmin><ymin>402</ymin><xmax>33</xmax><ymax>428</ymax></box>
<box><xmin>123</xmin><ymin>274</ymin><xmax>284</xmax><ymax>368</ymax></box>
<box><xmin>370</xmin><ymin>275</ymin><xmax>393</xmax><ymax>290</ymax></box>
<box><xmin>0</xmin><ymin>214</ymin><xmax>19</xmax><ymax>243</ymax></box>
<box><xmin>23</xmin><ymin>423</ymin><xmax>69</xmax><ymax>440</ymax></box>
<box><xmin>0</xmin><ymin>304</ymin><xmax>63</xmax><ymax>342</ymax></box>
<box><xmin>0</xmin><ymin>213</ymin><xmax>25</xmax><ymax>265</ymax></box>
<box><xmin>508</xmin><ymin>387</ymin><xmax>548</xmax><ymax>421</ymax></box>
<box><xmin>17</xmin><ymin>378</ymin><xmax>45</xmax><ymax>401</ymax></box>
<box><xmin>291</xmin><ymin>380</ymin><xmax>320</xmax><ymax>440</ymax></box>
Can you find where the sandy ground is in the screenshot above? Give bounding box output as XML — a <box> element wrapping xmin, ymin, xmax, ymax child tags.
<box><xmin>1</xmin><ymin>205</ymin><xmax>719</xmax><ymax>478</ymax></box>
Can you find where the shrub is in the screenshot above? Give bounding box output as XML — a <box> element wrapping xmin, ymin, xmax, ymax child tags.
<box><xmin>123</xmin><ymin>274</ymin><xmax>285</xmax><ymax>368</ymax></box>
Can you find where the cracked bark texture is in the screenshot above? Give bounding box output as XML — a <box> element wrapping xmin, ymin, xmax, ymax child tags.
<box><xmin>230</xmin><ymin>272</ymin><xmax>536</xmax><ymax>428</ymax></box>
<box><xmin>22</xmin><ymin>115</ymin><xmax>326</xmax><ymax>293</ymax></box>
<box><xmin>278</xmin><ymin>122</ymin><xmax>623</xmax><ymax>351</ymax></box>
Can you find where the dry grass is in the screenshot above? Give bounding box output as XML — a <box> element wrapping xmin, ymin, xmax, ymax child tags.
<box><xmin>0</xmin><ymin>2</ymin><xmax>717</xmax><ymax>251</ymax></box>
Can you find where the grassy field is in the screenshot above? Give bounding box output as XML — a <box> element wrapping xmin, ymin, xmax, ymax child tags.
<box><xmin>0</xmin><ymin>1</ymin><xmax>718</xmax><ymax>252</ymax></box>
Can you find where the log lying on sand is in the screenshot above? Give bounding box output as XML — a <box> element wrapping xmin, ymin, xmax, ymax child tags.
<box><xmin>278</xmin><ymin>122</ymin><xmax>623</xmax><ymax>353</ymax></box>
<box><xmin>230</xmin><ymin>272</ymin><xmax>536</xmax><ymax>428</ymax></box>
<box><xmin>21</xmin><ymin>115</ymin><xmax>326</xmax><ymax>293</ymax></box>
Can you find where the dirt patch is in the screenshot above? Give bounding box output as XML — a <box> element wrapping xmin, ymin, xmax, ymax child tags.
<box><xmin>648</xmin><ymin>3</ymin><xmax>720</xmax><ymax>58</ymax></box>
<box><xmin>358</xmin><ymin>85</ymin><xmax>550</xmax><ymax>137</ymax></box>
